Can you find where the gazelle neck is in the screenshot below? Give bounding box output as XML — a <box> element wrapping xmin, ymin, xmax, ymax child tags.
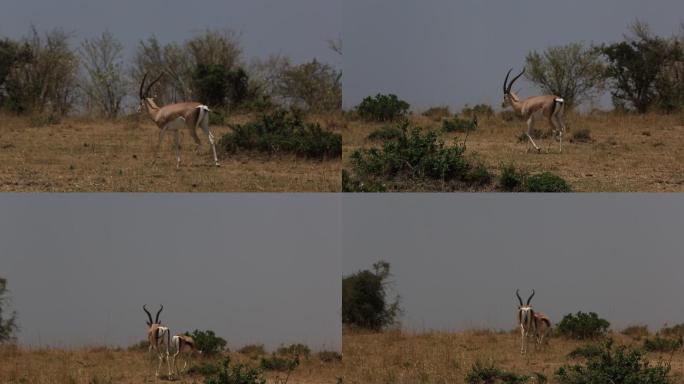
<box><xmin>143</xmin><ymin>98</ymin><xmax>161</xmax><ymax>121</ymax></box>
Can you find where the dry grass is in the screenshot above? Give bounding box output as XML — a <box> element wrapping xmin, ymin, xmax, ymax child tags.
<box><xmin>0</xmin><ymin>113</ymin><xmax>340</xmax><ymax>192</ymax></box>
<box><xmin>0</xmin><ymin>344</ymin><xmax>341</xmax><ymax>384</ymax></box>
<box><xmin>343</xmin><ymin>112</ymin><xmax>684</xmax><ymax>192</ymax></box>
<box><xmin>343</xmin><ymin>329</ymin><xmax>684</xmax><ymax>384</ymax></box>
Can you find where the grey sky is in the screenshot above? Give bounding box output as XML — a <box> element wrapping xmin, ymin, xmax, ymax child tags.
<box><xmin>343</xmin><ymin>195</ymin><xmax>684</xmax><ymax>332</ymax></box>
<box><xmin>0</xmin><ymin>0</ymin><xmax>341</xmax><ymax>66</ymax></box>
<box><xmin>343</xmin><ymin>0</ymin><xmax>684</xmax><ymax>110</ymax></box>
<box><xmin>0</xmin><ymin>195</ymin><xmax>340</xmax><ymax>352</ymax></box>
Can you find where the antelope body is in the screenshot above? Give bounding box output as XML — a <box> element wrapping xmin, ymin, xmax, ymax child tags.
<box><xmin>172</xmin><ymin>334</ymin><xmax>202</xmax><ymax>374</ymax></box>
<box><xmin>516</xmin><ymin>289</ymin><xmax>551</xmax><ymax>355</ymax></box>
<box><xmin>143</xmin><ymin>304</ymin><xmax>172</xmax><ymax>377</ymax></box>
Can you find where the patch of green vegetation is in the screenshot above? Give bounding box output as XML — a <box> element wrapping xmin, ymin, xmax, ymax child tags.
<box><xmin>557</xmin><ymin>312</ymin><xmax>610</xmax><ymax>340</ymax></box>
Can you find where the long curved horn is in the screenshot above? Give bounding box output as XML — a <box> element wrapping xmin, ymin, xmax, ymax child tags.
<box><xmin>503</xmin><ymin>68</ymin><xmax>513</xmax><ymax>94</ymax></box>
<box><xmin>515</xmin><ymin>289</ymin><xmax>523</xmax><ymax>306</ymax></box>
<box><xmin>526</xmin><ymin>289</ymin><xmax>535</xmax><ymax>305</ymax></box>
<box><xmin>144</xmin><ymin>73</ymin><xmax>164</xmax><ymax>99</ymax></box>
<box><xmin>155</xmin><ymin>304</ymin><xmax>164</xmax><ymax>324</ymax></box>
<box><xmin>143</xmin><ymin>304</ymin><xmax>153</xmax><ymax>325</ymax></box>
<box><xmin>139</xmin><ymin>73</ymin><xmax>149</xmax><ymax>100</ymax></box>
<box><xmin>507</xmin><ymin>68</ymin><xmax>526</xmax><ymax>94</ymax></box>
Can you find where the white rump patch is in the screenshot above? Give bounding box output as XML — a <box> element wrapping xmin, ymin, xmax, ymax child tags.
<box><xmin>555</xmin><ymin>98</ymin><xmax>564</xmax><ymax>103</ymax></box>
<box><xmin>197</xmin><ymin>105</ymin><xmax>211</xmax><ymax>111</ymax></box>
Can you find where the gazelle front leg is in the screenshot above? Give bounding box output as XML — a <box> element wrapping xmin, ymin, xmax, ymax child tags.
<box><xmin>151</xmin><ymin>127</ymin><xmax>168</xmax><ymax>166</ymax></box>
<box><xmin>173</xmin><ymin>130</ymin><xmax>181</xmax><ymax>169</ymax></box>
<box><xmin>520</xmin><ymin>326</ymin><xmax>526</xmax><ymax>355</ymax></box>
<box><xmin>526</xmin><ymin>116</ymin><xmax>541</xmax><ymax>153</ymax></box>
<box><xmin>556</xmin><ymin>113</ymin><xmax>565</xmax><ymax>153</ymax></box>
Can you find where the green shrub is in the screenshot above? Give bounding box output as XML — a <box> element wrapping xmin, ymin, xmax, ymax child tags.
<box><xmin>465</xmin><ymin>361</ymin><xmax>530</xmax><ymax>384</ymax></box>
<box><xmin>188</xmin><ymin>361</ymin><xmax>221</xmax><ymax>376</ymax></box>
<box><xmin>219</xmin><ymin>109</ymin><xmax>341</xmax><ymax>160</ymax></box>
<box><xmin>557</xmin><ymin>312</ymin><xmax>610</xmax><ymax>340</ymax></box>
<box><xmin>660</xmin><ymin>324</ymin><xmax>684</xmax><ymax>337</ymax></box>
<box><xmin>526</xmin><ymin>172</ymin><xmax>571</xmax><ymax>192</ymax></box>
<box><xmin>622</xmin><ymin>325</ymin><xmax>650</xmax><ymax>339</ymax></box>
<box><xmin>341</xmin><ymin>169</ymin><xmax>387</xmax><ymax>193</ymax></box>
<box><xmin>188</xmin><ymin>329</ymin><xmax>227</xmax><ymax>356</ymax></box>
<box><xmin>461</xmin><ymin>104</ymin><xmax>494</xmax><ymax>118</ymax></box>
<box><xmin>463</xmin><ymin>161</ymin><xmax>492</xmax><ymax>187</ymax></box>
<box><xmin>442</xmin><ymin>116</ymin><xmax>477</xmax><ymax>133</ymax></box>
<box><xmin>355</xmin><ymin>94</ymin><xmax>410</xmax><ymax>122</ymax></box>
<box><xmin>643</xmin><ymin>336</ymin><xmax>683</xmax><ymax>353</ymax></box>
<box><xmin>568</xmin><ymin>344</ymin><xmax>605</xmax><ymax>359</ymax></box>
<box><xmin>350</xmin><ymin>122</ymin><xmax>470</xmax><ymax>182</ymax></box>
<box><xmin>555</xmin><ymin>339</ymin><xmax>672</xmax><ymax>384</ymax></box>
<box><xmin>276</xmin><ymin>343</ymin><xmax>310</xmax><ymax>357</ymax></box>
<box><xmin>422</xmin><ymin>106</ymin><xmax>451</xmax><ymax>121</ymax></box>
<box><xmin>259</xmin><ymin>353</ymin><xmax>300</xmax><ymax>372</ymax></box>
<box><xmin>238</xmin><ymin>344</ymin><xmax>267</xmax><ymax>359</ymax></box>
<box><xmin>342</xmin><ymin>260</ymin><xmax>400</xmax><ymax>330</ymax></box>
<box><xmin>498</xmin><ymin>164</ymin><xmax>526</xmax><ymax>192</ymax></box>
<box><xmin>203</xmin><ymin>357</ymin><xmax>266</xmax><ymax>384</ymax></box>
<box><xmin>366</xmin><ymin>125</ymin><xmax>404</xmax><ymax>142</ymax></box>
<box><xmin>317</xmin><ymin>351</ymin><xmax>342</xmax><ymax>363</ymax></box>
<box><xmin>571</xmin><ymin>128</ymin><xmax>592</xmax><ymax>143</ymax></box>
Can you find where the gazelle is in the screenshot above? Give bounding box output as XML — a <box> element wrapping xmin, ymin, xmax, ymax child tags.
<box><xmin>139</xmin><ymin>73</ymin><xmax>219</xmax><ymax>168</ymax></box>
<box><xmin>516</xmin><ymin>289</ymin><xmax>551</xmax><ymax>354</ymax></box>
<box><xmin>502</xmin><ymin>68</ymin><xmax>566</xmax><ymax>153</ymax></box>
<box><xmin>143</xmin><ymin>304</ymin><xmax>172</xmax><ymax>378</ymax></box>
<box><xmin>172</xmin><ymin>334</ymin><xmax>202</xmax><ymax>374</ymax></box>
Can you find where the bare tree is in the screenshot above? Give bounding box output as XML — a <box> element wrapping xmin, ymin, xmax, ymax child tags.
<box><xmin>79</xmin><ymin>31</ymin><xmax>127</xmax><ymax>118</ymax></box>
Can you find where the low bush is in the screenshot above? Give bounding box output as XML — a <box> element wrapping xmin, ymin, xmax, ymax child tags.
<box><xmin>568</xmin><ymin>344</ymin><xmax>604</xmax><ymax>359</ymax></box>
<box><xmin>341</xmin><ymin>169</ymin><xmax>387</xmax><ymax>192</ymax></box>
<box><xmin>355</xmin><ymin>94</ymin><xmax>410</xmax><ymax>122</ymax></box>
<box><xmin>188</xmin><ymin>329</ymin><xmax>227</xmax><ymax>356</ymax></box>
<box><xmin>203</xmin><ymin>357</ymin><xmax>266</xmax><ymax>384</ymax></box>
<box><xmin>461</xmin><ymin>104</ymin><xmax>495</xmax><ymax>118</ymax></box>
<box><xmin>622</xmin><ymin>325</ymin><xmax>650</xmax><ymax>339</ymax></box>
<box><xmin>465</xmin><ymin>361</ymin><xmax>530</xmax><ymax>384</ymax></box>
<box><xmin>660</xmin><ymin>324</ymin><xmax>684</xmax><ymax>337</ymax></box>
<box><xmin>555</xmin><ymin>340</ymin><xmax>672</xmax><ymax>384</ymax></box>
<box><xmin>187</xmin><ymin>361</ymin><xmax>221</xmax><ymax>376</ymax></box>
<box><xmin>238</xmin><ymin>344</ymin><xmax>267</xmax><ymax>359</ymax></box>
<box><xmin>276</xmin><ymin>343</ymin><xmax>310</xmax><ymax>357</ymax></box>
<box><xmin>422</xmin><ymin>106</ymin><xmax>451</xmax><ymax>121</ymax></box>
<box><xmin>571</xmin><ymin>128</ymin><xmax>592</xmax><ymax>143</ymax></box>
<box><xmin>318</xmin><ymin>350</ymin><xmax>342</xmax><ymax>363</ymax></box>
<box><xmin>557</xmin><ymin>312</ymin><xmax>610</xmax><ymax>340</ymax></box>
<box><xmin>366</xmin><ymin>125</ymin><xmax>404</xmax><ymax>142</ymax></box>
<box><xmin>498</xmin><ymin>165</ymin><xmax>571</xmax><ymax>192</ymax></box>
<box><xmin>260</xmin><ymin>353</ymin><xmax>300</xmax><ymax>372</ymax></box>
<box><xmin>643</xmin><ymin>336</ymin><xmax>683</xmax><ymax>353</ymax></box>
<box><xmin>219</xmin><ymin>109</ymin><xmax>341</xmax><ymax>159</ymax></box>
<box><xmin>442</xmin><ymin>116</ymin><xmax>477</xmax><ymax>133</ymax></box>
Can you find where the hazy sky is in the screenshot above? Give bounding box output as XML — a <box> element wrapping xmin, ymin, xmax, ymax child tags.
<box><xmin>0</xmin><ymin>0</ymin><xmax>341</xmax><ymax>66</ymax></box>
<box><xmin>343</xmin><ymin>195</ymin><xmax>684</xmax><ymax>332</ymax></box>
<box><xmin>0</xmin><ymin>195</ymin><xmax>341</xmax><ymax>351</ymax></box>
<box><xmin>343</xmin><ymin>0</ymin><xmax>684</xmax><ymax>110</ymax></box>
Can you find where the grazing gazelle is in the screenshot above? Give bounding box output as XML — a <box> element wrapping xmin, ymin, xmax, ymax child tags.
<box><xmin>502</xmin><ymin>68</ymin><xmax>567</xmax><ymax>153</ymax></box>
<box><xmin>143</xmin><ymin>304</ymin><xmax>172</xmax><ymax>378</ymax></box>
<box><xmin>138</xmin><ymin>72</ymin><xmax>219</xmax><ymax>168</ymax></box>
<box><xmin>515</xmin><ymin>289</ymin><xmax>551</xmax><ymax>355</ymax></box>
<box><xmin>172</xmin><ymin>334</ymin><xmax>202</xmax><ymax>374</ymax></box>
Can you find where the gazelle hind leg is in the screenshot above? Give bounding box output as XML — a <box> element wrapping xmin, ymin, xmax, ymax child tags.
<box><xmin>173</xmin><ymin>130</ymin><xmax>181</xmax><ymax>169</ymax></box>
<box><xmin>526</xmin><ymin>117</ymin><xmax>540</xmax><ymax>152</ymax></box>
<box><xmin>200</xmin><ymin>113</ymin><xmax>219</xmax><ymax>166</ymax></box>
<box><xmin>556</xmin><ymin>113</ymin><xmax>565</xmax><ymax>153</ymax></box>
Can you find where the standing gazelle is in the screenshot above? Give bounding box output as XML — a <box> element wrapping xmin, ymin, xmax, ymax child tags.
<box><xmin>172</xmin><ymin>334</ymin><xmax>202</xmax><ymax>375</ymax></box>
<box><xmin>143</xmin><ymin>304</ymin><xmax>172</xmax><ymax>378</ymax></box>
<box><xmin>502</xmin><ymin>68</ymin><xmax>566</xmax><ymax>153</ymax></box>
<box><xmin>516</xmin><ymin>289</ymin><xmax>551</xmax><ymax>355</ymax></box>
<box><xmin>139</xmin><ymin>73</ymin><xmax>219</xmax><ymax>168</ymax></box>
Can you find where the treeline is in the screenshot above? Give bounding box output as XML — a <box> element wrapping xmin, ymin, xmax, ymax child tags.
<box><xmin>525</xmin><ymin>21</ymin><xmax>684</xmax><ymax>113</ymax></box>
<box><xmin>0</xmin><ymin>27</ymin><xmax>341</xmax><ymax>118</ymax></box>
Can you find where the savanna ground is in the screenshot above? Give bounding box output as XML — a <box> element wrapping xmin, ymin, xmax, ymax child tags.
<box><xmin>343</xmin><ymin>328</ymin><xmax>684</xmax><ymax>384</ymax></box>
<box><xmin>0</xmin><ymin>113</ymin><xmax>340</xmax><ymax>192</ymax></box>
<box><xmin>343</xmin><ymin>112</ymin><xmax>684</xmax><ymax>192</ymax></box>
<box><xmin>0</xmin><ymin>344</ymin><xmax>341</xmax><ymax>384</ymax></box>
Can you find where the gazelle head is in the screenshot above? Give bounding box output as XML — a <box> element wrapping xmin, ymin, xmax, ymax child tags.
<box><xmin>502</xmin><ymin>68</ymin><xmax>525</xmax><ymax>108</ymax></box>
<box><xmin>143</xmin><ymin>304</ymin><xmax>164</xmax><ymax>327</ymax></box>
<box><xmin>516</xmin><ymin>289</ymin><xmax>535</xmax><ymax>313</ymax></box>
<box><xmin>138</xmin><ymin>72</ymin><xmax>164</xmax><ymax>112</ymax></box>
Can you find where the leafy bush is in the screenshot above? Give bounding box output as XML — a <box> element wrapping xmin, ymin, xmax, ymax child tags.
<box><xmin>355</xmin><ymin>94</ymin><xmax>410</xmax><ymax>122</ymax></box>
<box><xmin>193</xmin><ymin>64</ymin><xmax>249</xmax><ymax>109</ymax></box>
<box><xmin>465</xmin><ymin>362</ymin><xmax>530</xmax><ymax>384</ymax></box>
<box><xmin>643</xmin><ymin>336</ymin><xmax>683</xmax><ymax>353</ymax></box>
<box><xmin>555</xmin><ymin>339</ymin><xmax>672</xmax><ymax>384</ymax></box>
<box><xmin>341</xmin><ymin>169</ymin><xmax>387</xmax><ymax>193</ymax></box>
<box><xmin>422</xmin><ymin>106</ymin><xmax>451</xmax><ymax>121</ymax></box>
<box><xmin>188</xmin><ymin>361</ymin><xmax>221</xmax><ymax>376</ymax></box>
<box><xmin>442</xmin><ymin>116</ymin><xmax>477</xmax><ymax>133</ymax></box>
<box><xmin>188</xmin><ymin>329</ymin><xmax>227</xmax><ymax>356</ymax></box>
<box><xmin>276</xmin><ymin>343</ymin><xmax>310</xmax><ymax>357</ymax></box>
<box><xmin>498</xmin><ymin>165</ymin><xmax>571</xmax><ymax>193</ymax></box>
<box><xmin>461</xmin><ymin>104</ymin><xmax>494</xmax><ymax>118</ymax></box>
<box><xmin>238</xmin><ymin>344</ymin><xmax>266</xmax><ymax>359</ymax></box>
<box><xmin>568</xmin><ymin>344</ymin><xmax>605</xmax><ymax>360</ymax></box>
<box><xmin>571</xmin><ymin>128</ymin><xmax>592</xmax><ymax>143</ymax></box>
<box><xmin>660</xmin><ymin>324</ymin><xmax>684</xmax><ymax>338</ymax></box>
<box><xmin>219</xmin><ymin>109</ymin><xmax>342</xmax><ymax>160</ymax></box>
<box><xmin>557</xmin><ymin>312</ymin><xmax>610</xmax><ymax>340</ymax></box>
<box><xmin>203</xmin><ymin>357</ymin><xmax>266</xmax><ymax>384</ymax></box>
<box><xmin>526</xmin><ymin>172</ymin><xmax>571</xmax><ymax>192</ymax></box>
<box><xmin>366</xmin><ymin>125</ymin><xmax>404</xmax><ymax>142</ymax></box>
<box><xmin>317</xmin><ymin>351</ymin><xmax>342</xmax><ymax>363</ymax></box>
<box><xmin>259</xmin><ymin>353</ymin><xmax>300</xmax><ymax>371</ymax></box>
<box><xmin>349</xmin><ymin>122</ymin><xmax>473</xmax><ymax>183</ymax></box>
<box><xmin>342</xmin><ymin>260</ymin><xmax>400</xmax><ymax>330</ymax></box>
